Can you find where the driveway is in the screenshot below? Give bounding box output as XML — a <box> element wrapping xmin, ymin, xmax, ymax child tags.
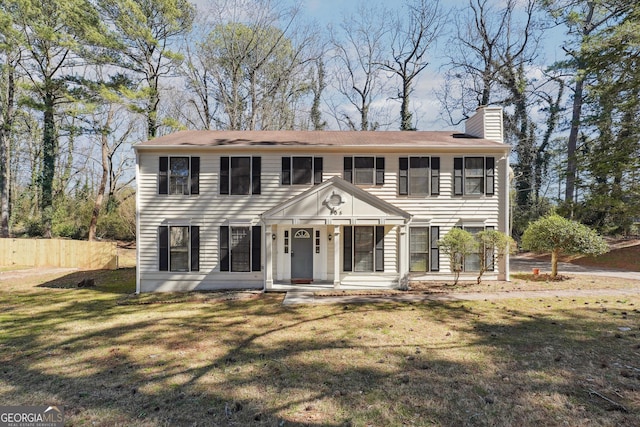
<box><xmin>510</xmin><ymin>254</ymin><xmax>640</xmax><ymax>280</ymax></box>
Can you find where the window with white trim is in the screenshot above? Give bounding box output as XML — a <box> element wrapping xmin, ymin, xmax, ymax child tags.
<box><xmin>409</xmin><ymin>226</ymin><xmax>439</xmax><ymax>272</ymax></box>
<box><xmin>343</xmin><ymin>226</ymin><xmax>385</xmax><ymax>272</ymax></box>
<box><xmin>281</xmin><ymin>156</ymin><xmax>323</xmax><ymax>185</ymax></box>
<box><xmin>399</xmin><ymin>157</ymin><xmax>440</xmax><ymax>196</ymax></box>
<box><xmin>158</xmin><ymin>156</ymin><xmax>200</xmax><ymax>195</ymax></box>
<box><xmin>461</xmin><ymin>225</ymin><xmax>495</xmax><ymax>272</ymax></box>
<box><xmin>158</xmin><ymin>225</ymin><xmax>199</xmax><ymax>272</ymax></box>
<box><xmin>344</xmin><ymin>157</ymin><xmax>384</xmax><ymax>185</ymax></box>
<box><xmin>220</xmin><ymin>156</ymin><xmax>261</xmax><ymax>195</ymax></box>
<box><xmin>453</xmin><ymin>157</ymin><xmax>495</xmax><ymax>196</ymax></box>
<box><xmin>219</xmin><ymin>225</ymin><xmax>261</xmax><ymax>272</ymax></box>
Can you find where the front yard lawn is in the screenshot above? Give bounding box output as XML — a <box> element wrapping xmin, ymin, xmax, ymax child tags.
<box><xmin>1</xmin><ymin>268</ymin><xmax>639</xmax><ymax>426</ymax></box>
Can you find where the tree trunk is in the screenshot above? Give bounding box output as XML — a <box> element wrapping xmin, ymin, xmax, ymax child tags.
<box><xmin>0</xmin><ymin>60</ymin><xmax>15</xmax><ymax>238</ymax></box>
<box><xmin>551</xmin><ymin>249</ymin><xmax>559</xmax><ymax>278</ymax></box>
<box><xmin>89</xmin><ymin>111</ymin><xmax>112</xmax><ymax>241</ymax></box>
<box><xmin>400</xmin><ymin>78</ymin><xmax>413</xmax><ymax>131</ymax></box>
<box><xmin>564</xmin><ymin>74</ymin><xmax>584</xmax><ymax>210</ymax></box>
<box><xmin>41</xmin><ymin>89</ymin><xmax>56</xmax><ymax>238</ymax></box>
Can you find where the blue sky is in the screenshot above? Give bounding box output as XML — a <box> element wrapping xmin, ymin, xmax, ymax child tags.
<box><xmin>190</xmin><ymin>0</ymin><xmax>567</xmax><ymax>131</ymax></box>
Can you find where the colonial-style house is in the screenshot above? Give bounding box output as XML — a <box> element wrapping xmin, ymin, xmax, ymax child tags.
<box><xmin>134</xmin><ymin>106</ymin><xmax>510</xmax><ymax>292</ymax></box>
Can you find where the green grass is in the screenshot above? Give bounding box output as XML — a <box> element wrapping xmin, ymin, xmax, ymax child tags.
<box><xmin>1</xmin><ymin>268</ymin><xmax>639</xmax><ymax>426</ymax></box>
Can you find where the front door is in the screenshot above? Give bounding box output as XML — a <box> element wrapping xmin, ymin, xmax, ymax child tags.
<box><xmin>291</xmin><ymin>228</ymin><xmax>313</xmax><ymax>282</ymax></box>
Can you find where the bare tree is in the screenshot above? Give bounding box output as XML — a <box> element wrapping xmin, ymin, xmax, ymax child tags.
<box><xmin>379</xmin><ymin>0</ymin><xmax>443</xmax><ymax>130</ymax></box>
<box><xmin>329</xmin><ymin>2</ymin><xmax>390</xmax><ymax>131</ymax></box>
<box><xmin>198</xmin><ymin>0</ymin><xmax>318</xmax><ymax>130</ymax></box>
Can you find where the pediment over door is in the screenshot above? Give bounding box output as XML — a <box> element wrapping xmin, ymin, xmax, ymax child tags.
<box><xmin>262</xmin><ymin>176</ymin><xmax>411</xmax><ymax>225</ymax></box>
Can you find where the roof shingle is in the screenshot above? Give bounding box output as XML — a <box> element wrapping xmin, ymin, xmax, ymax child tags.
<box><xmin>135</xmin><ymin>130</ymin><xmax>507</xmax><ymax>148</ymax></box>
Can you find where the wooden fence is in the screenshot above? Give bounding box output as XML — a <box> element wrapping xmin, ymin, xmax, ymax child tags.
<box><xmin>0</xmin><ymin>238</ymin><xmax>118</xmax><ymax>269</ymax></box>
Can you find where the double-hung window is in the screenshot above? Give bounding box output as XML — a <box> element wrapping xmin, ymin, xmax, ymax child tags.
<box><xmin>158</xmin><ymin>225</ymin><xmax>200</xmax><ymax>272</ymax></box>
<box><xmin>158</xmin><ymin>156</ymin><xmax>200</xmax><ymax>195</ymax></box>
<box><xmin>409</xmin><ymin>226</ymin><xmax>440</xmax><ymax>272</ymax></box>
<box><xmin>220</xmin><ymin>157</ymin><xmax>261</xmax><ymax>195</ymax></box>
<box><xmin>461</xmin><ymin>225</ymin><xmax>495</xmax><ymax>272</ymax></box>
<box><xmin>399</xmin><ymin>157</ymin><xmax>440</xmax><ymax>196</ymax></box>
<box><xmin>282</xmin><ymin>157</ymin><xmax>323</xmax><ymax>185</ymax></box>
<box><xmin>344</xmin><ymin>157</ymin><xmax>385</xmax><ymax>185</ymax></box>
<box><xmin>454</xmin><ymin>157</ymin><xmax>495</xmax><ymax>196</ymax></box>
<box><xmin>219</xmin><ymin>225</ymin><xmax>262</xmax><ymax>272</ymax></box>
<box><xmin>343</xmin><ymin>226</ymin><xmax>385</xmax><ymax>272</ymax></box>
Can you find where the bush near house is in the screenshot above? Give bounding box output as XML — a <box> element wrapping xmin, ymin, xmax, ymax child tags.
<box><xmin>521</xmin><ymin>214</ymin><xmax>609</xmax><ymax>277</ymax></box>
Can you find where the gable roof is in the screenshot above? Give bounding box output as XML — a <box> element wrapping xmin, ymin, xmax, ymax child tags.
<box><xmin>262</xmin><ymin>176</ymin><xmax>411</xmax><ymax>223</ymax></box>
<box><xmin>135</xmin><ymin>129</ymin><xmax>507</xmax><ymax>150</ymax></box>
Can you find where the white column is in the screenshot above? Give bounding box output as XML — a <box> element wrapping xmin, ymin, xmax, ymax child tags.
<box><xmin>265</xmin><ymin>224</ymin><xmax>273</xmax><ymax>290</ymax></box>
<box><xmin>398</xmin><ymin>224</ymin><xmax>409</xmax><ymax>290</ymax></box>
<box><xmin>333</xmin><ymin>225</ymin><xmax>341</xmax><ymax>288</ymax></box>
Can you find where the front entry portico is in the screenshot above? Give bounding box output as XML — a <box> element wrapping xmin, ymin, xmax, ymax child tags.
<box><xmin>261</xmin><ymin>177</ymin><xmax>412</xmax><ymax>290</ymax></box>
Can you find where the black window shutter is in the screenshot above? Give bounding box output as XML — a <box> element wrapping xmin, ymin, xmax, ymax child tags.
<box><xmin>281</xmin><ymin>157</ymin><xmax>291</xmax><ymax>185</ymax></box>
<box><xmin>399</xmin><ymin>157</ymin><xmax>408</xmax><ymax>195</ymax></box>
<box><xmin>376</xmin><ymin>157</ymin><xmax>385</xmax><ymax>185</ymax></box>
<box><xmin>252</xmin><ymin>157</ymin><xmax>261</xmax><ymax>194</ymax></box>
<box><xmin>431</xmin><ymin>157</ymin><xmax>440</xmax><ymax>195</ymax></box>
<box><xmin>314</xmin><ymin>157</ymin><xmax>323</xmax><ymax>185</ymax></box>
<box><xmin>220</xmin><ymin>226</ymin><xmax>229</xmax><ymax>271</ymax></box>
<box><xmin>375</xmin><ymin>226</ymin><xmax>384</xmax><ymax>272</ymax></box>
<box><xmin>454</xmin><ymin>157</ymin><xmax>463</xmax><ymax>196</ymax></box>
<box><xmin>251</xmin><ymin>225</ymin><xmax>262</xmax><ymax>272</ymax></box>
<box><xmin>159</xmin><ymin>157</ymin><xmax>168</xmax><ymax>195</ymax></box>
<box><xmin>190</xmin><ymin>157</ymin><xmax>200</xmax><ymax>195</ymax></box>
<box><xmin>191</xmin><ymin>226</ymin><xmax>200</xmax><ymax>271</ymax></box>
<box><xmin>220</xmin><ymin>157</ymin><xmax>229</xmax><ymax>194</ymax></box>
<box><xmin>343</xmin><ymin>226</ymin><xmax>353</xmax><ymax>271</ymax></box>
<box><xmin>159</xmin><ymin>226</ymin><xmax>169</xmax><ymax>271</ymax></box>
<box><xmin>344</xmin><ymin>157</ymin><xmax>353</xmax><ymax>183</ymax></box>
<box><xmin>485</xmin><ymin>156</ymin><xmax>495</xmax><ymax>196</ymax></box>
<box><xmin>430</xmin><ymin>226</ymin><xmax>439</xmax><ymax>271</ymax></box>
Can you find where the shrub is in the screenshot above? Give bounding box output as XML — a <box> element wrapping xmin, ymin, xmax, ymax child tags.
<box><xmin>521</xmin><ymin>214</ymin><xmax>609</xmax><ymax>277</ymax></box>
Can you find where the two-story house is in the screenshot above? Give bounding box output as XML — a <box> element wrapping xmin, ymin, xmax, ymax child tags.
<box><xmin>134</xmin><ymin>106</ymin><xmax>510</xmax><ymax>292</ymax></box>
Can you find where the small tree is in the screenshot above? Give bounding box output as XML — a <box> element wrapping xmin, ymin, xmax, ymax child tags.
<box><xmin>438</xmin><ymin>228</ymin><xmax>475</xmax><ymax>285</ymax></box>
<box><xmin>521</xmin><ymin>214</ymin><xmax>609</xmax><ymax>277</ymax></box>
<box><xmin>475</xmin><ymin>230</ymin><xmax>516</xmax><ymax>284</ymax></box>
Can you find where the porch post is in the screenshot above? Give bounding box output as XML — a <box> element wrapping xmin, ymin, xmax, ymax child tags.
<box><xmin>398</xmin><ymin>224</ymin><xmax>409</xmax><ymax>290</ymax></box>
<box><xmin>265</xmin><ymin>224</ymin><xmax>273</xmax><ymax>290</ymax></box>
<box><xmin>333</xmin><ymin>225</ymin><xmax>341</xmax><ymax>288</ymax></box>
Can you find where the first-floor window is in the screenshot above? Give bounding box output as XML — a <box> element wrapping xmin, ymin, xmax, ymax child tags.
<box><xmin>461</xmin><ymin>225</ymin><xmax>494</xmax><ymax>272</ymax></box>
<box><xmin>343</xmin><ymin>226</ymin><xmax>384</xmax><ymax>272</ymax></box>
<box><xmin>158</xmin><ymin>225</ymin><xmax>200</xmax><ymax>272</ymax></box>
<box><xmin>409</xmin><ymin>226</ymin><xmax>440</xmax><ymax>272</ymax></box>
<box><xmin>220</xmin><ymin>225</ymin><xmax>261</xmax><ymax>272</ymax></box>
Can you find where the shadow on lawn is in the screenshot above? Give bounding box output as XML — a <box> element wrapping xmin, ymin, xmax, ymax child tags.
<box><xmin>1</xmin><ymin>287</ymin><xmax>639</xmax><ymax>426</ymax></box>
<box><xmin>35</xmin><ymin>267</ymin><xmax>136</xmax><ymax>294</ymax></box>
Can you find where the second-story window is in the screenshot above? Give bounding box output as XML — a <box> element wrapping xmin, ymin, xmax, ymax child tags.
<box><xmin>220</xmin><ymin>156</ymin><xmax>261</xmax><ymax>195</ymax></box>
<box><xmin>344</xmin><ymin>156</ymin><xmax>384</xmax><ymax>185</ymax></box>
<box><xmin>158</xmin><ymin>156</ymin><xmax>199</xmax><ymax>195</ymax></box>
<box><xmin>453</xmin><ymin>157</ymin><xmax>495</xmax><ymax>196</ymax></box>
<box><xmin>399</xmin><ymin>157</ymin><xmax>440</xmax><ymax>196</ymax></box>
<box><xmin>281</xmin><ymin>157</ymin><xmax>323</xmax><ymax>185</ymax></box>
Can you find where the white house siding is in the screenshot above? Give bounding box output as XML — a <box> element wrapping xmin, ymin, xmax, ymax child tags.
<box><xmin>464</xmin><ymin>107</ymin><xmax>503</xmax><ymax>144</ymax></box>
<box><xmin>137</xmin><ymin>145</ymin><xmax>508</xmax><ymax>291</ymax></box>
